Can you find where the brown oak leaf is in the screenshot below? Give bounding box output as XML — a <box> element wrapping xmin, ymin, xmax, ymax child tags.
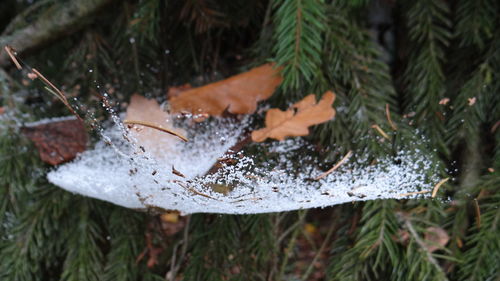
<box><xmin>251</xmin><ymin>91</ymin><xmax>336</xmax><ymax>142</ymax></box>
<box><xmin>21</xmin><ymin>117</ymin><xmax>87</xmax><ymax>165</ymax></box>
<box><xmin>169</xmin><ymin>63</ymin><xmax>282</xmax><ymax>118</ymax></box>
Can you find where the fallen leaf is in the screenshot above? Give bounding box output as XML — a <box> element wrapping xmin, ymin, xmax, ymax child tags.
<box><xmin>21</xmin><ymin>117</ymin><xmax>87</xmax><ymax>165</ymax></box>
<box><xmin>0</xmin><ymin>107</ymin><xmax>4</xmax><ymax>115</ymax></box>
<box><xmin>160</xmin><ymin>212</ymin><xmax>179</xmax><ymax>223</ymax></box>
<box><xmin>160</xmin><ymin>212</ymin><xmax>186</xmax><ymax>236</ymax></box>
<box><xmin>468</xmin><ymin>97</ymin><xmax>477</xmax><ymax>106</ymax></box>
<box><xmin>424</xmin><ymin>226</ymin><xmax>449</xmax><ymax>252</ymax></box>
<box><xmin>304</xmin><ymin>223</ymin><xmax>317</xmax><ymax>234</ymax></box>
<box><xmin>395</xmin><ymin>229</ymin><xmax>410</xmax><ymax>245</ymax></box>
<box><xmin>251</xmin><ymin>91</ymin><xmax>336</xmax><ymax>142</ymax></box>
<box><xmin>439</xmin><ymin>98</ymin><xmax>450</xmax><ymax>105</ymax></box>
<box><xmin>169</xmin><ymin>63</ymin><xmax>282</xmax><ymax>118</ymax></box>
<box><xmin>125</xmin><ymin>94</ymin><xmax>186</xmax><ymax>157</ymax></box>
<box><xmin>167</xmin><ymin>83</ymin><xmax>192</xmax><ymax>98</ymax></box>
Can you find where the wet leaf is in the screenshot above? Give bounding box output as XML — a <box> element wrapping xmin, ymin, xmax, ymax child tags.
<box><xmin>169</xmin><ymin>63</ymin><xmax>282</xmax><ymax>118</ymax></box>
<box><xmin>424</xmin><ymin>226</ymin><xmax>449</xmax><ymax>252</ymax></box>
<box><xmin>21</xmin><ymin>117</ymin><xmax>87</xmax><ymax>165</ymax></box>
<box><xmin>251</xmin><ymin>91</ymin><xmax>336</xmax><ymax>142</ymax></box>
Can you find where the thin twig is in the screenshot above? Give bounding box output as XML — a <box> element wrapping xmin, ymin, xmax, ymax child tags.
<box><xmin>432</xmin><ymin>178</ymin><xmax>449</xmax><ymax>198</ymax></box>
<box><xmin>168</xmin><ymin>215</ymin><xmax>191</xmax><ymax>281</ymax></box>
<box><xmin>371</xmin><ymin>124</ymin><xmax>391</xmax><ymax>140</ymax></box>
<box><xmin>300</xmin><ymin>220</ymin><xmax>337</xmax><ymax>281</ymax></box>
<box><xmin>398</xmin><ymin>190</ymin><xmax>431</xmax><ymax>197</ymax></box>
<box><xmin>32</xmin><ymin>68</ymin><xmax>65</xmax><ymax>100</ymax></box>
<box><xmin>124</xmin><ymin>120</ymin><xmax>188</xmax><ymax>142</ymax></box>
<box><xmin>386</xmin><ymin>103</ymin><xmax>397</xmax><ymax>130</ymax></box>
<box><xmin>473</xmin><ymin>198</ymin><xmax>481</xmax><ymax>229</ymax></box>
<box><xmin>315</xmin><ymin>150</ymin><xmax>353</xmax><ymax>180</ymax></box>
<box><xmin>4</xmin><ymin>46</ymin><xmax>22</xmax><ymax>70</ymax></box>
<box><xmin>4</xmin><ymin>47</ymin><xmax>83</xmax><ymax>121</ymax></box>
<box><xmin>278</xmin><ymin>210</ymin><xmax>307</xmax><ymax>280</ymax></box>
<box><xmin>404</xmin><ymin>218</ymin><xmax>446</xmax><ymax>276</ymax></box>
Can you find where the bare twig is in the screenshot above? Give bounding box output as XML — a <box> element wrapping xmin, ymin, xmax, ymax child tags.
<box><xmin>315</xmin><ymin>150</ymin><xmax>353</xmax><ymax>180</ymax></box>
<box><xmin>124</xmin><ymin>120</ymin><xmax>188</xmax><ymax>142</ymax></box>
<box><xmin>167</xmin><ymin>215</ymin><xmax>191</xmax><ymax>281</ymax></box>
<box><xmin>4</xmin><ymin>46</ymin><xmax>22</xmax><ymax>69</ymax></box>
<box><xmin>4</xmin><ymin>46</ymin><xmax>83</xmax><ymax>121</ymax></box>
<box><xmin>278</xmin><ymin>210</ymin><xmax>307</xmax><ymax>280</ymax></box>
<box><xmin>300</xmin><ymin>218</ymin><xmax>337</xmax><ymax>281</ymax></box>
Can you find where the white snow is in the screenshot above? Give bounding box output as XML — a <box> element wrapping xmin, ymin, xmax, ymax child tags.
<box><xmin>47</xmin><ymin>114</ymin><xmax>438</xmax><ymax>214</ymax></box>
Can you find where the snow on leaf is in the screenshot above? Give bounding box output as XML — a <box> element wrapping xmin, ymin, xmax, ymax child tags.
<box><xmin>124</xmin><ymin>94</ymin><xmax>187</xmax><ymax>157</ymax></box>
<box><xmin>169</xmin><ymin>63</ymin><xmax>282</xmax><ymax>118</ymax></box>
<box><xmin>251</xmin><ymin>91</ymin><xmax>336</xmax><ymax>142</ymax></box>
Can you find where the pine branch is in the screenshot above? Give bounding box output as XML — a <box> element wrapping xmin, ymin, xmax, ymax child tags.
<box><xmin>272</xmin><ymin>0</ymin><xmax>326</xmax><ymax>94</ymax></box>
<box><xmin>0</xmin><ymin>187</ymin><xmax>71</xmax><ymax>281</ymax></box>
<box><xmin>60</xmin><ymin>199</ymin><xmax>106</xmax><ymax>281</ymax></box>
<box><xmin>397</xmin><ymin>216</ymin><xmax>448</xmax><ymax>281</ymax></box>
<box><xmin>455</xmin><ymin>0</ymin><xmax>498</xmax><ymax>49</ymax></box>
<box><xmin>314</xmin><ymin>3</ymin><xmax>396</xmax><ymax>157</ymax></box>
<box><xmin>402</xmin><ymin>0</ymin><xmax>451</xmax><ymax>155</ymax></box>
<box><xmin>447</xmin><ymin>27</ymin><xmax>500</xmax><ymax>149</ymax></box>
<box><xmin>328</xmin><ymin>200</ymin><xmax>400</xmax><ymax>280</ymax></box>
<box><xmin>458</xmin><ymin>175</ymin><xmax>500</xmax><ymax>281</ymax></box>
<box><xmin>103</xmin><ymin>209</ymin><xmax>145</xmax><ymax>281</ymax></box>
<box><xmin>183</xmin><ymin>215</ymin><xmax>240</xmax><ymax>281</ymax></box>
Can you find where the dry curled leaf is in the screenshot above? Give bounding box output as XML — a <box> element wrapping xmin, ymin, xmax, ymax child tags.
<box><xmin>125</xmin><ymin>94</ymin><xmax>186</xmax><ymax>157</ymax></box>
<box><xmin>251</xmin><ymin>91</ymin><xmax>336</xmax><ymax>142</ymax></box>
<box><xmin>169</xmin><ymin>63</ymin><xmax>282</xmax><ymax>118</ymax></box>
<box><xmin>21</xmin><ymin>117</ymin><xmax>87</xmax><ymax>165</ymax></box>
<box><xmin>424</xmin><ymin>226</ymin><xmax>449</xmax><ymax>252</ymax></box>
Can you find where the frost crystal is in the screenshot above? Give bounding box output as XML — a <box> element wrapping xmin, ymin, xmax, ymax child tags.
<box><xmin>48</xmin><ymin>117</ymin><xmax>437</xmax><ymax>214</ymax></box>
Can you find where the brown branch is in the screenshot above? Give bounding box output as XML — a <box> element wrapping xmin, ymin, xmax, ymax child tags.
<box><xmin>0</xmin><ymin>0</ymin><xmax>115</xmax><ymax>67</ymax></box>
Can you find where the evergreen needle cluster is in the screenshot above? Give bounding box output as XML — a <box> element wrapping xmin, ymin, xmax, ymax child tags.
<box><xmin>0</xmin><ymin>0</ymin><xmax>498</xmax><ymax>280</ymax></box>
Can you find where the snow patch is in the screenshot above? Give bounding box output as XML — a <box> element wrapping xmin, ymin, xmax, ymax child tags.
<box><xmin>48</xmin><ymin>117</ymin><xmax>437</xmax><ymax>214</ymax></box>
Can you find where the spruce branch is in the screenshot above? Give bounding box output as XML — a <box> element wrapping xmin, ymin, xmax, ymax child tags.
<box><xmin>272</xmin><ymin>0</ymin><xmax>326</xmax><ymax>94</ymax></box>
<box><xmin>60</xmin><ymin>199</ymin><xmax>106</xmax><ymax>281</ymax></box>
<box><xmin>402</xmin><ymin>0</ymin><xmax>452</xmax><ymax>155</ymax></box>
<box><xmin>313</xmin><ymin>3</ymin><xmax>397</xmax><ymax>156</ymax></box>
<box><xmin>328</xmin><ymin>200</ymin><xmax>400</xmax><ymax>280</ymax></box>
<box><xmin>457</xmin><ymin>175</ymin><xmax>500</xmax><ymax>281</ymax></box>
<box><xmin>455</xmin><ymin>0</ymin><xmax>499</xmax><ymax>49</ymax></box>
